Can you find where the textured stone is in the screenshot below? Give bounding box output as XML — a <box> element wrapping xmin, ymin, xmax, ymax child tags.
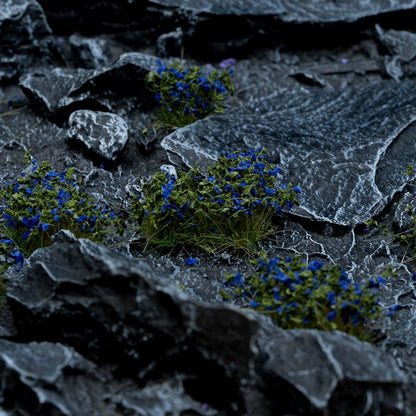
<box><xmin>68</xmin><ymin>34</ymin><xmax>111</xmax><ymax>69</ymax></box>
<box><xmin>148</xmin><ymin>0</ymin><xmax>416</xmax><ymax>22</ymax></box>
<box><xmin>376</xmin><ymin>25</ymin><xmax>416</xmax><ymax>81</ymax></box>
<box><xmin>0</xmin><ymin>0</ymin><xmax>61</xmax><ymax>84</ymax></box>
<box><xmin>5</xmin><ymin>238</ymin><xmax>406</xmax><ymax>415</ymax></box>
<box><xmin>19</xmin><ymin>52</ymin><xmax>160</xmax><ymax>119</ymax></box>
<box><xmin>162</xmin><ymin>81</ymin><xmax>416</xmax><ymax>226</ymax></box>
<box><xmin>0</xmin><ymin>338</ymin><xmax>216</xmax><ymax>416</ymax></box>
<box><xmin>67</xmin><ymin>110</ymin><xmax>129</xmax><ymax>160</ymax></box>
<box><xmin>259</xmin><ymin>329</ymin><xmax>406</xmax><ymax>415</ymax></box>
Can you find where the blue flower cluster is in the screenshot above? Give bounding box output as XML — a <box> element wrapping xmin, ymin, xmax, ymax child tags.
<box><xmin>146</xmin><ymin>61</ymin><xmax>234</xmax><ymax>127</ymax></box>
<box><xmin>132</xmin><ymin>148</ymin><xmax>301</xmax><ymax>253</ymax></box>
<box><xmin>223</xmin><ymin>255</ymin><xmax>390</xmax><ymax>336</ymax></box>
<box><xmin>0</xmin><ymin>154</ymin><xmax>122</xmax><ymax>257</ymax></box>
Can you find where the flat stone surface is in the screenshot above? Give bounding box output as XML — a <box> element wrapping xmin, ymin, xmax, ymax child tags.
<box><xmin>162</xmin><ymin>81</ymin><xmax>416</xmax><ymax>226</ymax></box>
<box><xmin>148</xmin><ymin>0</ymin><xmax>416</xmax><ymax>22</ymax></box>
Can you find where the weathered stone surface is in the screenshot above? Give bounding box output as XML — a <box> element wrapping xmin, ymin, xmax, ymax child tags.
<box><xmin>376</xmin><ymin>25</ymin><xmax>416</xmax><ymax>81</ymax></box>
<box><xmin>0</xmin><ymin>338</ymin><xmax>216</xmax><ymax>416</ymax></box>
<box><xmin>148</xmin><ymin>0</ymin><xmax>416</xmax><ymax>22</ymax></box>
<box><xmin>19</xmin><ymin>52</ymin><xmax>160</xmax><ymax>119</ymax></box>
<box><xmin>162</xmin><ymin>81</ymin><xmax>416</xmax><ymax>226</ymax></box>
<box><xmin>259</xmin><ymin>329</ymin><xmax>405</xmax><ymax>415</ymax></box>
<box><xmin>5</xmin><ymin>238</ymin><xmax>406</xmax><ymax>415</ymax></box>
<box><xmin>68</xmin><ymin>34</ymin><xmax>112</xmax><ymax>69</ymax></box>
<box><xmin>67</xmin><ymin>110</ymin><xmax>129</xmax><ymax>161</ymax></box>
<box><xmin>0</xmin><ymin>0</ymin><xmax>61</xmax><ymax>84</ymax></box>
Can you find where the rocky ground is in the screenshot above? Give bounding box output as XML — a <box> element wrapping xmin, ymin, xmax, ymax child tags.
<box><xmin>1</xmin><ymin>1</ymin><xmax>416</xmax><ymax>415</ymax></box>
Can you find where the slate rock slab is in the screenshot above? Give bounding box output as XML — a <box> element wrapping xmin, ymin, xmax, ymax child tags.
<box><xmin>376</xmin><ymin>25</ymin><xmax>416</xmax><ymax>81</ymax></box>
<box><xmin>0</xmin><ymin>338</ymin><xmax>215</xmax><ymax>416</ymax></box>
<box><xmin>0</xmin><ymin>0</ymin><xmax>61</xmax><ymax>84</ymax></box>
<box><xmin>67</xmin><ymin>110</ymin><xmax>129</xmax><ymax>161</ymax></box>
<box><xmin>19</xmin><ymin>52</ymin><xmax>160</xmax><ymax>119</ymax></box>
<box><xmin>148</xmin><ymin>0</ymin><xmax>416</xmax><ymax>22</ymax></box>
<box><xmin>5</xmin><ymin>237</ymin><xmax>406</xmax><ymax>415</ymax></box>
<box><xmin>259</xmin><ymin>329</ymin><xmax>406</xmax><ymax>415</ymax></box>
<box><xmin>162</xmin><ymin>80</ymin><xmax>416</xmax><ymax>226</ymax></box>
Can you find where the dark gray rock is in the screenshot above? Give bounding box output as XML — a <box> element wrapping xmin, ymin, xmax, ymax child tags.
<box><xmin>162</xmin><ymin>81</ymin><xmax>416</xmax><ymax>226</ymax></box>
<box><xmin>0</xmin><ymin>0</ymin><xmax>62</xmax><ymax>84</ymax></box>
<box><xmin>19</xmin><ymin>52</ymin><xmax>160</xmax><ymax>120</ymax></box>
<box><xmin>394</xmin><ymin>192</ymin><xmax>416</xmax><ymax>231</ymax></box>
<box><xmin>5</xmin><ymin>238</ymin><xmax>406</xmax><ymax>415</ymax></box>
<box><xmin>259</xmin><ymin>329</ymin><xmax>406</xmax><ymax>415</ymax></box>
<box><xmin>67</xmin><ymin>110</ymin><xmax>129</xmax><ymax>161</ymax></box>
<box><xmin>0</xmin><ymin>338</ymin><xmax>216</xmax><ymax>416</ymax></box>
<box><xmin>156</xmin><ymin>27</ymin><xmax>183</xmax><ymax>58</ymax></box>
<box><xmin>376</xmin><ymin>25</ymin><xmax>416</xmax><ymax>81</ymax></box>
<box><xmin>148</xmin><ymin>0</ymin><xmax>416</xmax><ymax>22</ymax></box>
<box><xmin>68</xmin><ymin>34</ymin><xmax>112</xmax><ymax>69</ymax></box>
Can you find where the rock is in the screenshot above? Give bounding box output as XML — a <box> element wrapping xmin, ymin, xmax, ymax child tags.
<box><xmin>259</xmin><ymin>329</ymin><xmax>406</xmax><ymax>415</ymax></box>
<box><xmin>0</xmin><ymin>0</ymin><xmax>61</xmax><ymax>84</ymax></box>
<box><xmin>148</xmin><ymin>0</ymin><xmax>416</xmax><ymax>23</ymax></box>
<box><xmin>376</xmin><ymin>25</ymin><xmax>416</xmax><ymax>81</ymax></box>
<box><xmin>0</xmin><ymin>338</ymin><xmax>216</xmax><ymax>416</ymax></box>
<box><xmin>68</xmin><ymin>34</ymin><xmax>112</xmax><ymax>69</ymax></box>
<box><xmin>5</xmin><ymin>238</ymin><xmax>406</xmax><ymax>415</ymax></box>
<box><xmin>156</xmin><ymin>27</ymin><xmax>183</xmax><ymax>58</ymax></box>
<box><xmin>161</xmin><ymin>80</ymin><xmax>416</xmax><ymax>226</ymax></box>
<box><xmin>67</xmin><ymin>110</ymin><xmax>129</xmax><ymax>161</ymax></box>
<box><xmin>393</xmin><ymin>192</ymin><xmax>416</xmax><ymax>231</ymax></box>
<box><xmin>37</xmin><ymin>0</ymin><xmax>148</xmax><ymax>34</ymax></box>
<box><xmin>19</xmin><ymin>52</ymin><xmax>160</xmax><ymax>120</ymax></box>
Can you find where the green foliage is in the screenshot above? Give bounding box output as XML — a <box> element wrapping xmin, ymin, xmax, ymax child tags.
<box><xmin>223</xmin><ymin>255</ymin><xmax>386</xmax><ymax>341</ymax></box>
<box><xmin>145</xmin><ymin>60</ymin><xmax>235</xmax><ymax>128</ymax></box>
<box><xmin>131</xmin><ymin>149</ymin><xmax>301</xmax><ymax>255</ymax></box>
<box><xmin>0</xmin><ymin>152</ymin><xmax>124</xmax><ymax>258</ymax></box>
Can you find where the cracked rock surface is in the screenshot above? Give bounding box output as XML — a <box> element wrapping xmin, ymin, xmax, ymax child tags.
<box><xmin>1</xmin><ymin>0</ymin><xmax>416</xmax><ymax>415</ymax></box>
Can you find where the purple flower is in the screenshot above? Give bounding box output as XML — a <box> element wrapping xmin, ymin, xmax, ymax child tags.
<box><xmin>218</xmin><ymin>58</ymin><xmax>236</xmax><ymax>69</ymax></box>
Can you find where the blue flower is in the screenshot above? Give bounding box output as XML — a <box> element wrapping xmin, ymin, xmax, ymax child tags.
<box><xmin>389</xmin><ymin>304</ymin><xmax>401</xmax><ymax>312</ymax></box>
<box><xmin>0</xmin><ymin>238</ymin><xmax>14</xmax><ymax>245</ymax></box>
<box><xmin>327</xmin><ymin>311</ymin><xmax>336</xmax><ymax>322</ymax></box>
<box><xmin>327</xmin><ymin>291</ymin><xmax>337</xmax><ymax>305</ymax></box>
<box><xmin>250</xmin><ymin>300</ymin><xmax>260</xmax><ymax>307</ymax></box>
<box><xmin>9</xmin><ymin>250</ymin><xmax>24</xmax><ymax>271</ymax></box>
<box><xmin>185</xmin><ymin>257</ymin><xmax>199</xmax><ymax>266</ymax></box>
<box><xmin>308</xmin><ymin>260</ymin><xmax>323</xmax><ymax>272</ymax></box>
